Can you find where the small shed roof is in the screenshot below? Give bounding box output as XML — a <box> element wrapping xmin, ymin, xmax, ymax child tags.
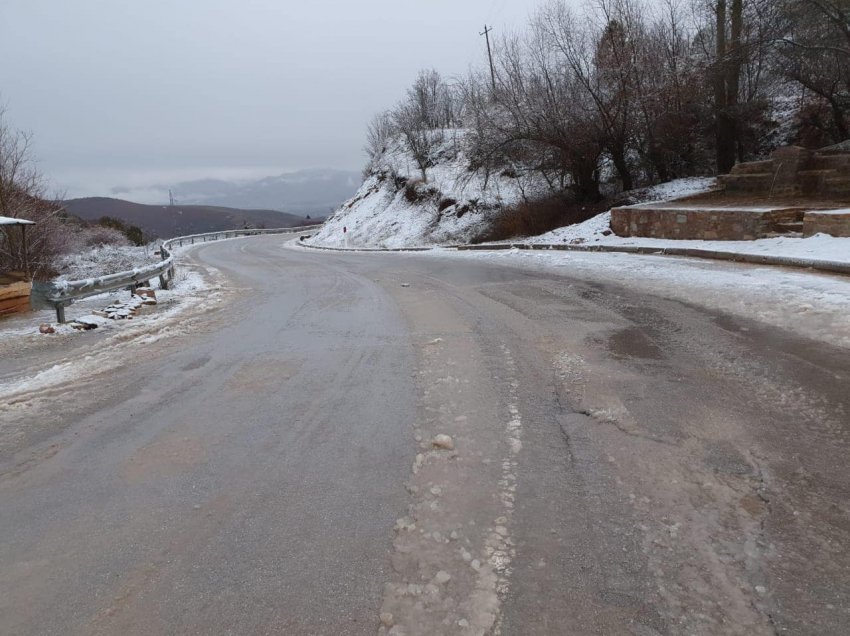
<box><xmin>0</xmin><ymin>216</ymin><xmax>36</xmax><ymax>226</ymax></box>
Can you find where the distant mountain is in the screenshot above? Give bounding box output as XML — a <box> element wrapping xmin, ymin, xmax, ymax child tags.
<box><xmin>112</xmin><ymin>168</ymin><xmax>361</xmax><ymax>215</ymax></box>
<box><xmin>63</xmin><ymin>197</ymin><xmax>318</xmax><ymax>239</ymax></box>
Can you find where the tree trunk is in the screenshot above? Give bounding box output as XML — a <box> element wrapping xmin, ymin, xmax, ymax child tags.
<box><xmin>728</xmin><ymin>0</ymin><xmax>743</xmax><ymax>162</ymax></box>
<box><xmin>573</xmin><ymin>162</ymin><xmax>602</xmax><ymax>202</ymax></box>
<box><xmin>610</xmin><ymin>144</ymin><xmax>634</xmax><ymax>192</ymax></box>
<box><xmin>830</xmin><ymin>97</ymin><xmax>850</xmax><ymax>142</ymax></box>
<box><xmin>714</xmin><ymin>0</ymin><xmax>738</xmax><ymax>174</ymax></box>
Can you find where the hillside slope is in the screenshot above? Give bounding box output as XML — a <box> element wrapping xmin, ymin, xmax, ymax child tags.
<box><xmin>64</xmin><ymin>197</ymin><xmax>316</xmax><ymax>238</ymax></box>
<box><xmin>308</xmin><ymin>132</ymin><xmax>535</xmax><ymax>248</ymax></box>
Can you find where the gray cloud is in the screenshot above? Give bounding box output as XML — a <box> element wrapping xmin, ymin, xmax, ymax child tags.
<box><xmin>0</xmin><ymin>0</ymin><xmax>538</xmax><ymax>199</ymax></box>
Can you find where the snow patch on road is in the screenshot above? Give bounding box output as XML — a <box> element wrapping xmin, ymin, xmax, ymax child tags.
<box><xmin>423</xmin><ymin>248</ymin><xmax>850</xmax><ymax>349</ymax></box>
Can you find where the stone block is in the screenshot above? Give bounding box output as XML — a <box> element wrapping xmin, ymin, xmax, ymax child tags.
<box><xmin>802</xmin><ymin>209</ymin><xmax>850</xmax><ymax>237</ymax></box>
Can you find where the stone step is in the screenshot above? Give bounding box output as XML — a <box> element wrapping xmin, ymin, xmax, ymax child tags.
<box><xmin>812</xmin><ymin>154</ymin><xmax>850</xmax><ymax>171</ymax></box>
<box><xmin>797</xmin><ymin>169</ymin><xmax>839</xmax><ymax>194</ymax></box>
<box><xmin>717</xmin><ymin>173</ymin><xmax>775</xmax><ymax>192</ymax></box>
<box><xmin>731</xmin><ymin>159</ymin><xmax>775</xmax><ymax>175</ymax></box>
<box><xmin>824</xmin><ymin>177</ymin><xmax>850</xmax><ymax>196</ymax></box>
<box><xmin>773</xmin><ymin>221</ymin><xmax>804</xmax><ymax>233</ymax></box>
<box><xmin>803</xmin><ymin>208</ymin><xmax>850</xmax><ymax>237</ymax></box>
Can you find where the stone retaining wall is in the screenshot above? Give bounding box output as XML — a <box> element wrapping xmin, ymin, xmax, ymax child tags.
<box><xmin>610</xmin><ymin>204</ymin><xmax>803</xmax><ymax>240</ymax></box>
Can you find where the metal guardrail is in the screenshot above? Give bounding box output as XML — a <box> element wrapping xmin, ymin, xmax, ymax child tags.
<box><xmin>36</xmin><ymin>225</ymin><xmax>318</xmax><ymax>323</ymax></box>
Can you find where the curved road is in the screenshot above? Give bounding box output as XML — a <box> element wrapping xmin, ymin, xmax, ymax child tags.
<box><xmin>1</xmin><ymin>236</ymin><xmax>848</xmax><ymax>635</ymax></box>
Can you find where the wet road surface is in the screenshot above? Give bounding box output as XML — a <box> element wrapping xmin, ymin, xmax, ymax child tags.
<box><xmin>1</xmin><ymin>236</ymin><xmax>848</xmax><ymax>635</ymax></box>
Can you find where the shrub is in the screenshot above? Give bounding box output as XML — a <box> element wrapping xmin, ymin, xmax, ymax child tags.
<box><xmin>402</xmin><ymin>180</ymin><xmax>439</xmax><ymax>204</ymax></box>
<box><xmin>96</xmin><ymin>216</ymin><xmax>147</xmax><ymax>245</ymax></box>
<box><xmin>437</xmin><ymin>197</ymin><xmax>457</xmax><ymax>212</ymax></box>
<box><xmin>472</xmin><ymin>194</ymin><xmax>608</xmax><ymax>243</ymax></box>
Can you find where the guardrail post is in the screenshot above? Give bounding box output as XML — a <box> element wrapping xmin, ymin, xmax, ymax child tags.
<box><xmin>55</xmin><ymin>303</ymin><xmax>66</xmax><ymax>324</ymax></box>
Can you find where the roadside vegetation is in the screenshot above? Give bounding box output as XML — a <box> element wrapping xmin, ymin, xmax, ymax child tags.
<box><xmin>0</xmin><ymin>107</ymin><xmax>152</xmax><ymax>280</ymax></box>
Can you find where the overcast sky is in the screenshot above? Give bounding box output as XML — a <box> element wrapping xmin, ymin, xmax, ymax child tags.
<box><xmin>0</xmin><ymin>0</ymin><xmax>543</xmax><ymax>198</ymax></box>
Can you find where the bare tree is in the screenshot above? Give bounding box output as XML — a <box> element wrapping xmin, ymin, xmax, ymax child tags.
<box><xmin>779</xmin><ymin>0</ymin><xmax>850</xmax><ymax>142</ymax></box>
<box><xmin>463</xmin><ymin>19</ymin><xmax>606</xmax><ymax>201</ymax></box>
<box><xmin>364</xmin><ymin>110</ymin><xmax>396</xmax><ymax>167</ymax></box>
<box><xmin>0</xmin><ymin>107</ymin><xmax>68</xmax><ymax>279</ymax></box>
<box><xmin>387</xmin><ymin>70</ymin><xmax>459</xmax><ymax>182</ymax></box>
<box><xmin>392</xmin><ymin>101</ymin><xmax>443</xmax><ymax>182</ymax></box>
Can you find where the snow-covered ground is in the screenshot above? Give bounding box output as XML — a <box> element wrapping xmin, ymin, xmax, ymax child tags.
<box><xmin>527</xmin><ymin>212</ymin><xmax>849</xmax><ymax>264</ymax></box>
<box><xmin>0</xmin><ymin>261</ymin><xmax>218</xmax><ymax>339</ymax></box>
<box><xmin>620</xmin><ymin>176</ymin><xmax>718</xmax><ymax>204</ymax></box>
<box><xmin>0</xmin><ymin>259</ymin><xmax>226</xmax><ymax>405</ymax></box>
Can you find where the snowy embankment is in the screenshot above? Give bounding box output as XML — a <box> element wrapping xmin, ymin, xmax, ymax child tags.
<box><xmin>1</xmin><ymin>241</ymin><xmax>221</xmax><ymax>338</ymax></box>
<box><xmin>309</xmin><ymin>131</ymin><xmax>534</xmax><ymax>248</ymax></box>
<box><xmin>528</xmin><ymin>206</ymin><xmax>849</xmax><ymax>267</ymax></box>
<box><xmin>314</xmin><ymin>150</ymin><xmax>850</xmax><ymax>267</ymax></box>
<box><xmin>0</xmin><ymin>249</ymin><xmax>225</xmax><ymax>404</ymax></box>
<box><xmin>520</xmin><ymin>176</ymin><xmax>850</xmax><ymax>264</ymax></box>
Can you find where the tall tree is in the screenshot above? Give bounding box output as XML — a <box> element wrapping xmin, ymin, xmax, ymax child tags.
<box><xmin>714</xmin><ymin>0</ymin><xmax>745</xmax><ymax>173</ymax></box>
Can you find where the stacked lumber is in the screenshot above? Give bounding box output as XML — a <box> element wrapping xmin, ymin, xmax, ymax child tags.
<box><xmin>0</xmin><ymin>272</ymin><xmax>31</xmax><ymax>316</ymax></box>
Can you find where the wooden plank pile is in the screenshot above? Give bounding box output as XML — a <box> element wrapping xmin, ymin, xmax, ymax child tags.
<box><xmin>0</xmin><ymin>272</ymin><xmax>32</xmax><ymax>316</ymax></box>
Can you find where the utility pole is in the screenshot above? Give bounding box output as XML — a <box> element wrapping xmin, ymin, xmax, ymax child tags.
<box><xmin>169</xmin><ymin>189</ymin><xmax>175</xmax><ymax>207</ymax></box>
<box><xmin>480</xmin><ymin>25</ymin><xmax>496</xmax><ymax>93</ymax></box>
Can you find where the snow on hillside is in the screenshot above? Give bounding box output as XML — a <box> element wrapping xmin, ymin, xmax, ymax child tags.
<box><xmin>308</xmin><ymin>136</ymin><xmax>848</xmax><ymax>265</ymax></box>
<box><xmin>308</xmin><ymin>131</ymin><xmax>540</xmax><ymax>248</ymax></box>
<box><xmin>623</xmin><ymin>177</ymin><xmax>718</xmax><ymax>205</ymax></box>
<box><xmin>309</xmin><ymin>133</ymin><xmax>723</xmax><ymax>250</ymax></box>
<box><xmin>54</xmin><ymin>244</ymin><xmax>158</xmax><ymax>282</ymax></box>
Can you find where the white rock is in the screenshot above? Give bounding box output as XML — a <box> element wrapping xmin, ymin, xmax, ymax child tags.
<box><xmin>470</xmin><ymin>559</ymin><xmax>481</xmax><ymax>570</ymax></box>
<box><xmin>380</xmin><ymin>612</ymin><xmax>394</xmax><ymax>627</ymax></box>
<box><xmin>432</xmin><ymin>434</ymin><xmax>454</xmax><ymax>450</ymax></box>
<box><xmin>434</xmin><ymin>570</ymin><xmax>452</xmax><ymax>584</ymax></box>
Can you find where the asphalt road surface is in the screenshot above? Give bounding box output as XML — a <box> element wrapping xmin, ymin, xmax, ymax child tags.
<box><xmin>1</xmin><ymin>236</ymin><xmax>848</xmax><ymax>635</ymax></box>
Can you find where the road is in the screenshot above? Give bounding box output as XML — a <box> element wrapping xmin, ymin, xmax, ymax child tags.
<box><xmin>1</xmin><ymin>235</ymin><xmax>848</xmax><ymax>635</ymax></box>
